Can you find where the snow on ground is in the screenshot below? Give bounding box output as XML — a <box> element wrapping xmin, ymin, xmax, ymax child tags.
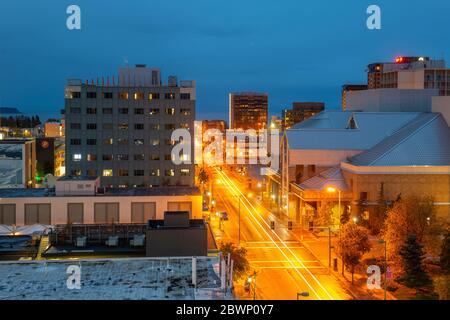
<box><xmin>0</xmin><ymin>257</ymin><xmax>225</xmax><ymax>300</ymax></box>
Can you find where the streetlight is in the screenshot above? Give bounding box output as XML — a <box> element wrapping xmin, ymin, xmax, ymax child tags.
<box><xmin>378</xmin><ymin>239</ymin><xmax>387</xmax><ymax>301</ymax></box>
<box><xmin>246</xmin><ymin>271</ymin><xmax>257</xmax><ymax>300</ymax></box>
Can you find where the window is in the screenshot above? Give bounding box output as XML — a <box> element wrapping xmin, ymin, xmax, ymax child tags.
<box><xmin>134</xmin><ymin>108</ymin><xmax>144</xmax><ymax>115</ymax></box>
<box><xmin>150</xmin><ymin>154</ymin><xmax>160</xmax><ymax>161</ymax></box>
<box><xmin>71</xmin><ymin>169</ymin><xmax>82</xmax><ymax>176</ymax></box>
<box><xmin>180</xmin><ymin>123</ymin><xmax>189</xmax><ymax>129</ymax></box>
<box><xmin>360</xmin><ymin>192</ymin><xmax>368</xmax><ymax>201</ymax></box>
<box><xmin>117</xmin><ymin>154</ymin><xmax>128</xmax><ymax>161</ymax></box>
<box><xmin>87</xmin><ymin>123</ymin><xmax>97</xmax><ymax>130</ymax></box>
<box><xmin>131</xmin><ymin>202</ymin><xmax>156</xmax><ymax>223</ymax></box>
<box><xmin>70</xmin><ymin>107</ymin><xmax>81</xmax><ymax>114</ymax></box>
<box><xmin>103</xmin><ymin>138</ymin><xmax>113</xmax><ymax>145</ymax></box>
<box><xmin>67</xmin><ymin>203</ymin><xmax>83</xmax><ymax>224</ymax></box>
<box><xmin>119</xmin><ymin>92</ymin><xmax>129</xmax><ymax>100</ymax></box>
<box><xmin>134</xmin><ymin>92</ymin><xmax>144</xmax><ymax>100</ymax></box>
<box><xmin>73</xmin><ymin>154</ymin><xmax>82</xmax><ymax>161</ymax></box>
<box><xmin>165</xmin><ymin>124</ymin><xmax>176</xmax><ymax>131</ymax></box>
<box><xmin>103</xmin><ymin>108</ymin><xmax>113</xmax><ymax>114</ymax></box>
<box><xmin>118</xmin><ymin>169</ymin><xmax>129</xmax><ymax>177</ymax></box>
<box><xmin>119</xmin><ymin>108</ymin><xmax>128</xmax><ymax>114</ymax></box>
<box><xmin>148</xmin><ymin>93</ymin><xmax>160</xmax><ymax>100</ymax></box>
<box><xmin>180</xmin><ymin>169</ymin><xmax>190</xmax><ymax>176</ymax></box>
<box><xmin>70</xmin><ymin>139</ymin><xmax>81</xmax><ymax>145</ymax></box>
<box><xmin>180</xmin><ymin>93</ymin><xmax>190</xmax><ymax>100</ymax></box>
<box><xmin>134</xmin><ymin>139</ymin><xmax>144</xmax><ymax>146</ymax></box>
<box><xmin>134</xmin><ymin>154</ymin><xmax>145</xmax><ymax>161</ymax></box>
<box><xmin>102</xmin><ymin>169</ymin><xmax>113</xmax><ymax>177</ymax></box>
<box><xmin>164</xmin><ymin>154</ymin><xmax>172</xmax><ymax>161</ymax></box>
<box><xmin>87</xmin><ymin>139</ymin><xmax>97</xmax><ymax>145</ymax></box>
<box><xmin>117</xmin><ymin>138</ymin><xmax>128</xmax><ymax>145</ymax></box>
<box><xmin>165</xmin><ymin>139</ymin><xmax>176</xmax><ymax>146</ymax></box>
<box><xmin>0</xmin><ymin>204</ymin><xmax>16</xmax><ymax>225</ymax></box>
<box><xmin>103</xmin><ymin>123</ymin><xmax>113</xmax><ymax>130</ymax></box>
<box><xmin>70</xmin><ymin>92</ymin><xmax>81</xmax><ymax>99</ymax></box>
<box><xmin>118</xmin><ymin>123</ymin><xmax>129</xmax><ymax>130</ymax></box>
<box><xmin>103</xmin><ymin>92</ymin><xmax>113</xmax><ymax>99</ymax></box>
<box><xmin>165</xmin><ymin>107</ymin><xmax>175</xmax><ymax>115</ymax></box>
<box><xmin>86</xmin><ymin>108</ymin><xmax>97</xmax><ymax>114</ymax></box>
<box><xmin>165</xmin><ymin>93</ymin><xmax>175</xmax><ymax>99</ymax></box>
<box><xmin>180</xmin><ymin>108</ymin><xmax>191</xmax><ymax>115</ymax></box>
<box><xmin>94</xmin><ymin>203</ymin><xmax>119</xmax><ymax>223</ymax></box>
<box><xmin>134</xmin><ymin>123</ymin><xmax>144</xmax><ymax>130</ymax></box>
<box><xmin>167</xmin><ymin>202</ymin><xmax>192</xmax><ymax>214</ymax></box>
<box><xmin>86</xmin><ymin>169</ymin><xmax>97</xmax><ymax>177</ymax></box>
<box><xmin>70</xmin><ymin>123</ymin><xmax>81</xmax><ymax>130</ymax></box>
<box><xmin>87</xmin><ymin>92</ymin><xmax>97</xmax><ymax>99</ymax></box>
<box><xmin>165</xmin><ymin>169</ymin><xmax>175</xmax><ymax>176</ymax></box>
<box><xmin>150</xmin><ymin>169</ymin><xmax>160</xmax><ymax>176</ymax></box>
<box><xmin>87</xmin><ymin>154</ymin><xmax>97</xmax><ymax>161</ymax></box>
<box><xmin>150</xmin><ymin>124</ymin><xmax>160</xmax><ymax>130</ymax></box>
<box><xmin>25</xmin><ymin>204</ymin><xmax>51</xmax><ymax>225</ymax></box>
<box><xmin>134</xmin><ymin>169</ymin><xmax>144</xmax><ymax>176</ymax></box>
<box><xmin>103</xmin><ymin>154</ymin><xmax>113</xmax><ymax>161</ymax></box>
<box><xmin>149</xmin><ymin>108</ymin><xmax>160</xmax><ymax>115</ymax></box>
<box><xmin>151</xmin><ymin>139</ymin><xmax>160</xmax><ymax>146</ymax></box>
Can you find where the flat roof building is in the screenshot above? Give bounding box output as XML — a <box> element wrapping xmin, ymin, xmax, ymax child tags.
<box><xmin>229</xmin><ymin>92</ymin><xmax>268</xmax><ymax>131</ymax></box>
<box><xmin>64</xmin><ymin>64</ymin><xmax>195</xmax><ymax>188</ymax></box>
<box><xmin>282</xmin><ymin>102</ymin><xmax>324</xmax><ymax>129</ymax></box>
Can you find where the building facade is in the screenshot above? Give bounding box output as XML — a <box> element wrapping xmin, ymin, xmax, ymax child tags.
<box><xmin>282</xmin><ymin>102</ymin><xmax>324</xmax><ymax>129</ymax></box>
<box><xmin>0</xmin><ymin>139</ymin><xmax>35</xmax><ymax>188</ymax></box>
<box><xmin>229</xmin><ymin>92</ymin><xmax>268</xmax><ymax>131</ymax></box>
<box><xmin>65</xmin><ymin>65</ymin><xmax>195</xmax><ymax>188</ymax></box>
<box><xmin>341</xmin><ymin>84</ymin><xmax>368</xmax><ymax>111</ymax></box>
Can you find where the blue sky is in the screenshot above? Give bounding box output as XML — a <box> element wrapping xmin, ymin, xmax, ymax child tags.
<box><xmin>0</xmin><ymin>0</ymin><xmax>449</xmax><ymax>121</ymax></box>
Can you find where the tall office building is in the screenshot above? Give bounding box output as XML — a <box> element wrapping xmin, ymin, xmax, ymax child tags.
<box><xmin>229</xmin><ymin>93</ymin><xmax>268</xmax><ymax>131</ymax></box>
<box><xmin>367</xmin><ymin>56</ymin><xmax>450</xmax><ymax>95</ymax></box>
<box><xmin>65</xmin><ymin>64</ymin><xmax>195</xmax><ymax>188</ymax></box>
<box><xmin>282</xmin><ymin>102</ymin><xmax>324</xmax><ymax>129</ymax></box>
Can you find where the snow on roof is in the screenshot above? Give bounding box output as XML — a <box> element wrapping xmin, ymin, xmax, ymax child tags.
<box><xmin>0</xmin><ymin>257</ymin><xmax>225</xmax><ymax>300</ymax></box>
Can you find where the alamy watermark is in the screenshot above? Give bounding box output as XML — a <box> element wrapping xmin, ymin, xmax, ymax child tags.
<box><xmin>170</xmin><ymin>124</ymin><xmax>280</xmax><ymax>175</ymax></box>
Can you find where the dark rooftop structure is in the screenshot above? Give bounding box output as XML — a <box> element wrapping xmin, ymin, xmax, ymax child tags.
<box><xmin>146</xmin><ymin>211</ymin><xmax>207</xmax><ymax>257</ymax></box>
<box><xmin>57</xmin><ymin>175</ymin><xmax>99</xmax><ymax>181</ymax></box>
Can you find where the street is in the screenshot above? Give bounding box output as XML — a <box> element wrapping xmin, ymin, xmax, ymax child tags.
<box><xmin>209</xmin><ymin>167</ymin><xmax>351</xmax><ymax>300</ymax></box>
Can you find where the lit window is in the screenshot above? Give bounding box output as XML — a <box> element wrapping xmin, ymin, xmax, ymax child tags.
<box><xmin>103</xmin><ymin>169</ymin><xmax>113</xmax><ymax>177</ymax></box>
<box><xmin>73</xmin><ymin>154</ymin><xmax>82</xmax><ymax>161</ymax></box>
<box><xmin>180</xmin><ymin>169</ymin><xmax>190</xmax><ymax>176</ymax></box>
<box><xmin>165</xmin><ymin>107</ymin><xmax>175</xmax><ymax>115</ymax></box>
<box><xmin>165</xmin><ymin>169</ymin><xmax>175</xmax><ymax>176</ymax></box>
<box><xmin>134</xmin><ymin>92</ymin><xmax>144</xmax><ymax>100</ymax></box>
<box><xmin>119</xmin><ymin>92</ymin><xmax>129</xmax><ymax>100</ymax></box>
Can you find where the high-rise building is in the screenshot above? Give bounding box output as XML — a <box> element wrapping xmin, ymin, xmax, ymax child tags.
<box><xmin>282</xmin><ymin>102</ymin><xmax>324</xmax><ymax>129</ymax></box>
<box><xmin>367</xmin><ymin>56</ymin><xmax>450</xmax><ymax>95</ymax></box>
<box><xmin>64</xmin><ymin>64</ymin><xmax>196</xmax><ymax>188</ymax></box>
<box><xmin>341</xmin><ymin>85</ymin><xmax>368</xmax><ymax>111</ymax></box>
<box><xmin>229</xmin><ymin>92</ymin><xmax>268</xmax><ymax>131</ymax></box>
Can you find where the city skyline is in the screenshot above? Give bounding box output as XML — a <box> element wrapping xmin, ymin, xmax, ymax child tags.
<box><xmin>1</xmin><ymin>0</ymin><xmax>450</xmax><ymax>121</ymax></box>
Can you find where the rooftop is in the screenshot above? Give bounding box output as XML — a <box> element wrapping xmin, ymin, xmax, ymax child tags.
<box><xmin>0</xmin><ymin>186</ymin><xmax>200</xmax><ymax>198</ymax></box>
<box><xmin>287</xmin><ymin>111</ymin><xmax>427</xmax><ymax>151</ymax></box>
<box><xmin>299</xmin><ymin>166</ymin><xmax>350</xmax><ymax>191</ymax></box>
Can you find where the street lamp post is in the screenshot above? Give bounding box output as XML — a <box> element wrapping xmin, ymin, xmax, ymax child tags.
<box><xmin>247</xmin><ymin>271</ymin><xmax>257</xmax><ymax>300</ymax></box>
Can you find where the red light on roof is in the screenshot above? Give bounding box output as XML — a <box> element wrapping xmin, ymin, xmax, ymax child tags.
<box><xmin>395</xmin><ymin>56</ymin><xmax>404</xmax><ymax>64</ymax></box>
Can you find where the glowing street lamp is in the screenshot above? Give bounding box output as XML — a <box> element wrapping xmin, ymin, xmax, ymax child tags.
<box><xmin>326</xmin><ymin>186</ymin><xmax>341</xmax><ymax>229</ymax></box>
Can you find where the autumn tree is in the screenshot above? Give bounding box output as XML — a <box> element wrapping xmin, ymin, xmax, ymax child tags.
<box><xmin>371</xmin><ymin>182</ymin><xmax>388</xmax><ymax>235</ymax></box>
<box><xmin>440</xmin><ymin>229</ymin><xmax>450</xmax><ymax>274</ymax></box>
<box><xmin>338</xmin><ymin>223</ymin><xmax>372</xmax><ymax>284</ymax></box>
<box><xmin>397</xmin><ymin>234</ymin><xmax>432</xmax><ymax>290</ymax></box>
<box><xmin>382</xmin><ymin>195</ymin><xmax>443</xmax><ymax>271</ymax></box>
<box><xmin>219</xmin><ymin>242</ymin><xmax>250</xmax><ymax>280</ymax></box>
<box><xmin>314</xmin><ymin>202</ymin><xmax>333</xmax><ymax>228</ymax></box>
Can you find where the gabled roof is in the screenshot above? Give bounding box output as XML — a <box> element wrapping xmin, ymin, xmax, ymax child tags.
<box><xmin>347</xmin><ymin>113</ymin><xmax>450</xmax><ymax>166</ymax></box>
<box><xmin>286</xmin><ymin>111</ymin><xmax>422</xmax><ymax>151</ymax></box>
<box><xmin>299</xmin><ymin>166</ymin><xmax>349</xmax><ymax>191</ymax></box>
